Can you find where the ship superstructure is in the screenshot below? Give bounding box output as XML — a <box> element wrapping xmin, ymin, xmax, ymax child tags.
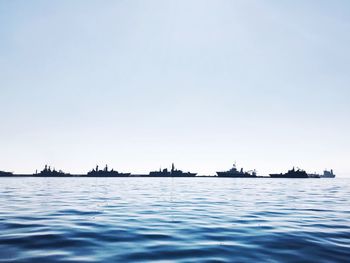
<box><xmin>321</xmin><ymin>169</ymin><xmax>336</xmax><ymax>178</ymax></box>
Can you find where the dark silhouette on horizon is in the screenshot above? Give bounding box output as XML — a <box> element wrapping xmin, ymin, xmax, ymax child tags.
<box><xmin>322</xmin><ymin>169</ymin><xmax>336</xmax><ymax>178</ymax></box>
<box><xmin>0</xmin><ymin>164</ymin><xmax>336</xmax><ymax>178</ymax></box>
<box><xmin>216</xmin><ymin>163</ymin><xmax>257</xmax><ymax>177</ymax></box>
<box><xmin>270</xmin><ymin>167</ymin><xmax>309</xmax><ymax>178</ymax></box>
<box><xmin>36</xmin><ymin>165</ymin><xmax>71</xmax><ymax>177</ymax></box>
<box><xmin>0</xmin><ymin>170</ymin><xmax>13</xmax><ymax>176</ymax></box>
<box><xmin>149</xmin><ymin>163</ymin><xmax>197</xmax><ymax>177</ymax></box>
<box><xmin>308</xmin><ymin>169</ymin><xmax>336</xmax><ymax>178</ymax></box>
<box><xmin>87</xmin><ymin>165</ymin><xmax>131</xmax><ymax>177</ymax></box>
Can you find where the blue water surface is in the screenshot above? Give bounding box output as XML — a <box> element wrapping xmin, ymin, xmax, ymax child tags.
<box><xmin>0</xmin><ymin>177</ymin><xmax>349</xmax><ymax>262</ymax></box>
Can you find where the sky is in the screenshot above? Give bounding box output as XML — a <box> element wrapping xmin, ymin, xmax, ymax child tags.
<box><xmin>1</xmin><ymin>0</ymin><xmax>350</xmax><ymax>176</ymax></box>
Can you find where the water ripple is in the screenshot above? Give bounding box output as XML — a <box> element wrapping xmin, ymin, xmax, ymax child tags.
<box><xmin>0</xmin><ymin>178</ymin><xmax>350</xmax><ymax>262</ymax></box>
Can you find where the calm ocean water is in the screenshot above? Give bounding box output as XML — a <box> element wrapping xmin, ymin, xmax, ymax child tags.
<box><xmin>0</xmin><ymin>177</ymin><xmax>349</xmax><ymax>262</ymax></box>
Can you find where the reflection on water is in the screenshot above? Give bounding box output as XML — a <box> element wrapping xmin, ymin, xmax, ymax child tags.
<box><xmin>0</xmin><ymin>178</ymin><xmax>350</xmax><ymax>262</ymax></box>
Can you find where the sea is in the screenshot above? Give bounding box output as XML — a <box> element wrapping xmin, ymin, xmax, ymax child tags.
<box><xmin>0</xmin><ymin>177</ymin><xmax>349</xmax><ymax>262</ymax></box>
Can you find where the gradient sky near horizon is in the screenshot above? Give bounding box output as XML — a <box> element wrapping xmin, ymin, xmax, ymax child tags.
<box><xmin>1</xmin><ymin>0</ymin><xmax>349</xmax><ymax>176</ymax></box>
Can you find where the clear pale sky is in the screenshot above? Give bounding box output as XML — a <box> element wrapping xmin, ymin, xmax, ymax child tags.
<box><xmin>1</xmin><ymin>0</ymin><xmax>349</xmax><ymax>176</ymax></box>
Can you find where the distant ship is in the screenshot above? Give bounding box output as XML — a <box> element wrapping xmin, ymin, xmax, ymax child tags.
<box><xmin>0</xmin><ymin>170</ymin><xmax>13</xmax><ymax>176</ymax></box>
<box><xmin>87</xmin><ymin>165</ymin><xmax>131</xmax><ymax>177</ymax></box>
<box><xmin>321</xmin><ymin>169</ymin><xmax>336</xmax><ymax>178</ymax></box>
<box><xmin>36</xmin><ymin>165</ymin><xmax>71</xmax><ymax>176</ymax></box>
<box><xmin>149</xmin><ymin>163</ymin><xmax>197</xmax><ymax>177</ymax></box>
<box><xmin>308</xmin><ymin>169</ymin><xmax>336</xmax><ymax>178</ymax></box>
<box><xmin>216</xmin><ymin>164</ymin><xmax>257</xmax><ymax>177</ymax></box>
<box><xmin>270</xmin><ymin>167</ymin><xmax>308</xmax><ymax>178</ymax></box>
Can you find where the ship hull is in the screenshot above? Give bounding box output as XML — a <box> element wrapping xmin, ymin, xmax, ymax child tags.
<box><xmin>270</xmin><ymin>174</ymin><xmax>309</xmax><ymax>178</ymax></box>
<box><xmin>320</xmin><ymin>175</ymin><xmax>335</xmax><ymax>178</ymax></box>
<box><xmin>86</xmin><ymin>172</ymin><xmax>131</xmax><ymax>177</ymax></box>
<box><xmin>148</xmin><ymin>172</ymin><xmax>197</xmax><ymax>177</ymax></box>
<box><xmin>217</xmin><ymin>172</ymin><xmax>256</xmax><ymax>178</ymax></box>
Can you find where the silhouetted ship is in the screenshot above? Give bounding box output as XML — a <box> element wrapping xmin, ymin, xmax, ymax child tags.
<box><xmin>36</xmin><ymin>165</ymin><xmax>71</xmax><ymax>177</ymax></box>
<box><xmin>149</xmin><ymin>163</ymin><xmax>197</xmax><ymax>177</ymax></box>
<box><xmin>0</xmin><ymin>164</ymin><xmax>337</xmax><ymax>178</ymax></box>
<box><xmin>0</xmin><ymin>170</ymin><xmax>13</xmax><ymax>176</ymax></box>
<box><xmin>270</xmin><ymin>167</ymin><xmax>308</xmax><ymax>178</ymax></box>
<box><xmin>216</xmin><ymin>164</ymin><xmax>257</xmax><ymax>177</ymax></box>
<box><xmin>321</xmin><ymin>169</ymin><xmax>336</xmax><ymax>178</ymax></box>
<box><xmin>87</xmin><ymin>165</ymin><xmax>131</xmax><ymax>177</ymax></box>
<box><xmin>308</xmin><ymin>169</ymin><xmax>336</xmax><ymax>178</ymax></box>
